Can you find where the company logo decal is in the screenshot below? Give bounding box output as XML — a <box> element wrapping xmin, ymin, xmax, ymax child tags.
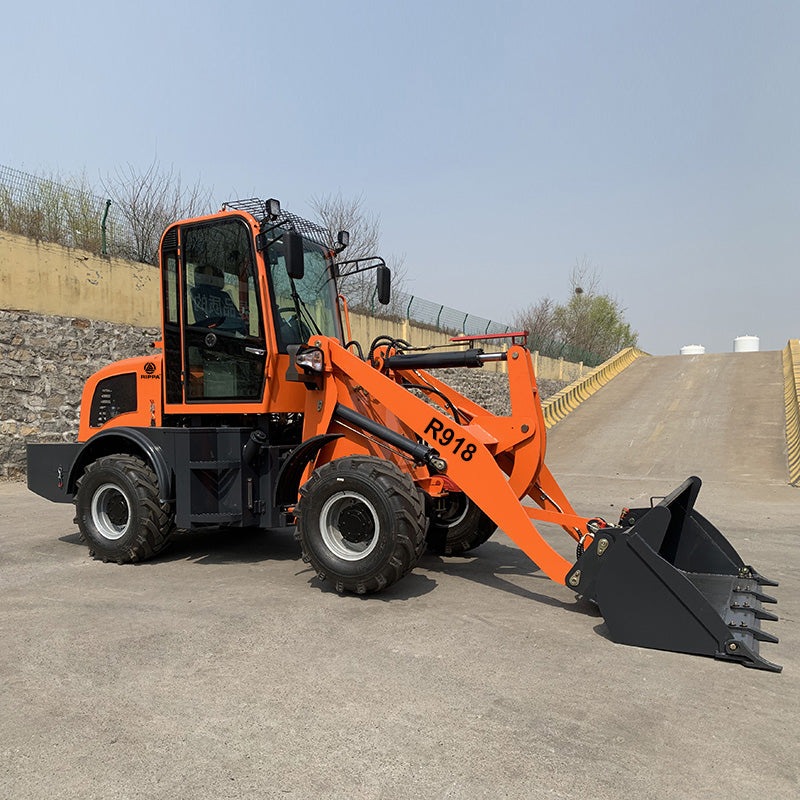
<box><xmin>141</xmin><ymin>361</ymin><xmax>160</xmax><ymax>380</ymax></box>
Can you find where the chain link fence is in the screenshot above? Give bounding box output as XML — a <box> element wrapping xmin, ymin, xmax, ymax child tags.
<box><xmin>0</xmin><ymin>164</ymin><xmax>137</xmax><ymax>256</ymax></box>
<box><xmin>0</xmin><ymin>164</ymin><xmax>603</xmax><ymax>366</ymax></box>
<box><xmin>362</xmin><ymin>289</ymin><xmax>604</xmax><ymax>367</ymax></box>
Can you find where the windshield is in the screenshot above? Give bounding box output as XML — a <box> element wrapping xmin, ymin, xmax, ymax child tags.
<box><xmin>265</xmin><ymin>232</ymin><xmax>341</xmax><ymax>352</ymax></box>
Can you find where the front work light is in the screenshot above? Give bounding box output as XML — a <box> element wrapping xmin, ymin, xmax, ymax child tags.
<box><xmin>266</xmin><ymin>198</ymin><xmax>281</xmax><ymax>219</ymax></box>
<box><xmin>335</xmin><ymin>230</ymin><xmax>350</xmax><ymax>253</ymax></box>
<box><xmin>295</xmin><ymin>347</ymin><xmax>325</xmax><ymax>372</ymax></box>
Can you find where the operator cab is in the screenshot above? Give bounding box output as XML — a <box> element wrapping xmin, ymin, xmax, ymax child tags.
<box><xmin>159</xmin><ymin>198</ymin><xmax>390</xmax><ymax>411</ymax></box>
<box><xmin>159</xmin><ymin>200</ymin><xmax>351</xmax><ymax>410</ymax></box>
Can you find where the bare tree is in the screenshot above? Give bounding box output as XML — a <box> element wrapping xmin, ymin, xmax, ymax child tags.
<box><xmin>565</xmin><ymin>255</ymin><xmax>603</xmax><ymax>298</ymax></box>
<box><xmin>308</xmin><ymin>192</ymin><xmax>408</xmax><ymax>315</ymax></box>
<box><xmin>102</xmin><ymin>159</ymin><xmax>213</xmax><ymax>264</ymax></box>
<box><xmin>513</xmin><ymin>296</ymin><xmax>558</xmax><ymax>347</ymax></box>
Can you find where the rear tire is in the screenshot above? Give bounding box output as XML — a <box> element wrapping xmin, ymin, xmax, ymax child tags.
<box><xmin>74</xmin><ymin>454</ymin><xmax>175</xmax><ymax>563</ymax></box>
<box><xmin>295</xmin><ymin>456</ymin><xmax>426</xmax><ymax>594</ymax></box>
<box><xmin>426</xmin><ymin>494</ymin><xmax>496</xmax><ymax>555</ymax></box>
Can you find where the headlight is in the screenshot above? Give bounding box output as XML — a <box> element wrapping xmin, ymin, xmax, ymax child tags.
<box><xmin>295</xmin><ymin>346</ymin><xmax>325</xmax><ymax>372</ymax></box>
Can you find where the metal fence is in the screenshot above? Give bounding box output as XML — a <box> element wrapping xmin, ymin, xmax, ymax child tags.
<box><xmin>400</xmin><ymin>293</ymin><xmax>510</xmax><ymax>337</ymax></box>
<box><xmin>0</xmin><ymin>164</ymin><xmax>135</xmax><ymax>256</ymax></box>
<box><xmin>0</xmin><ymin>163</ymin><xmax>603</xmax><ymax>366</ymax></box>
<box><xmin>361</xmin><ymin>289</ymin><xmax>604</xmax><ymax>366</ymax></box>
<box><xmin>524</xmin><ymin>333</ymin><xmax>604</xmax><ymax>367</ymax></box>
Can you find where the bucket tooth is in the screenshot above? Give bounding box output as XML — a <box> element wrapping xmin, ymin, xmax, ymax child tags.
<box><xmin>739</xmin><ymin>566</ymin><xmax>779</xmax><ymax>587</ymax></box>
<box><xmin>733</xmin><ymin>584</ymin><xmax>778</xmax><ymax>604</ymax></box>
<box><xmin>752</xmin><ymin>588</ymin><xmax>777</xmax><ymax>604</ymax></box>
<box><xmin>750</xmin><ymin>628</ymin><xmax>780</xmax><ymax>645</ymax></box>
<box><xmin>720</xmin><ymin>639</ymin><xmax>783</xmax><ymax>672</ymax></box>
<box><xmin>724</xmin><ymin>608</ymin><xmax>780</xmax><ymax>642</ymax></box>
<box><xmin>751</xmin><ymin>608</ymin><xmax>779</xmax><ymax>623</ymax></box>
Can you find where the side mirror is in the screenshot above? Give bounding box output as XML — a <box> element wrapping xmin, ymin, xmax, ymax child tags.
<box><xmin>377</xmin><ymin>265</ymin><xmax>391</xmax><ymax>305</ymax></box>
<box><xmin>284</xmin><ymin>231</ymin><xmax>304</xmax><ymax>279</ymax></box>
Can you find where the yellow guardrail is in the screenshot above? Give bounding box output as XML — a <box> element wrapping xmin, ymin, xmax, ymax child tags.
<box><xmin>782</xmin><ymin>339</ymin><xmax>800</xmax><ymax>486</ymax></box>
<box><xmin>541</xmin><ymin>346</ymin><xmax>650</xmax><ymax>429</ymax></box>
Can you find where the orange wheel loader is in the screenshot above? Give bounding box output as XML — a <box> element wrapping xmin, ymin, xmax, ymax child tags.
<box><xmin>27</xmin><ymin>198</ymin><xmax>781</xmax><ymax>671</ymax></box>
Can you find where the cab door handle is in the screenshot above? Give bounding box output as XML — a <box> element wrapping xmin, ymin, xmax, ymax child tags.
<box><xmin>246</xmin><ymin>346</ymin><xmax>266</xmax><ymax>356</ymax></box>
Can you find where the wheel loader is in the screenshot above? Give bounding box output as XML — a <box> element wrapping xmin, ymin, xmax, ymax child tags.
<box><xmin>26</xmin><ymin>198</ymin><xmax>781</xmax><ymax>671</ymax></box>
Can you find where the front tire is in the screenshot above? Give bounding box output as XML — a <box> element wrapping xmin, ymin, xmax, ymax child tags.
<box><xmin>295</xmin><ymin>456</ymin><xmax>426</xmax><ymax>594</ymax></box>
<box><xmin>74</xmin><ymin>454</ymin><xmax>175</xmax><ymax>563</ymax></box>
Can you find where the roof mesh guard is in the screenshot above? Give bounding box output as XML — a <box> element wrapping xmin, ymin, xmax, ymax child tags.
<box><xmin>223</xmin><ymin>197</ymin><xmax>331</xmax><ymax>249</ymax></box>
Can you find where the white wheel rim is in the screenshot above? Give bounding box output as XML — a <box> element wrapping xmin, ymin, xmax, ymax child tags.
<box><xmin>441</xmin><ymin>495</ymin><xmax>470</xmax><ymax>528</ymax></box>
<box><xmin>90</xmin><ymin>483</ymin><xmax>131</xmax><ymax>540</ymax></box>
<box><xmin>319</xmin><ymin>491</ymin><xmax>380</xmax><ymax>561</ymax></box>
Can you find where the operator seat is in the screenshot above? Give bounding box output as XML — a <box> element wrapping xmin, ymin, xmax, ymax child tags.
<box><xmin>190</xmin><ymin>264</ymin><xmax>246</xmax><ymax>334</ymax></box>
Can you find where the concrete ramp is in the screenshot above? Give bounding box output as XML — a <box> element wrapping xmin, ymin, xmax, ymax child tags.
<box><xmin>546</xmin><ymin>352</ymin><xmax>788</xmax><ymax>487</ymax></box>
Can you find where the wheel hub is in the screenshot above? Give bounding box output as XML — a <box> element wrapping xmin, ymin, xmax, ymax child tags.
<box><xmin>435</xmin><ymin>493</ymin><xmax>469</xmax><ymax>528</ymax></box>
<box><xmin>105</xmin><ymin>494</ymin><xmax>128</xmax><ymax>526</ymax></box>
<box><xmin>338</xmin><ymin>503</ymin><xmax>375</xmax><ymax>543</ymax></box>
<box><xmin>318</xmin><ymin>490</ymin><xmax>381</xmax><ymax>561</ymax></box>
<box><xmin>91</xmin><ymin>483</ymin><xmax>132</xmax><ymax>540</ymax></box>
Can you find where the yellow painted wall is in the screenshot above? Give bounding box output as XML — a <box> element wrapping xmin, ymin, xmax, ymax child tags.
<box><xmin>0</xmin><ymin>231</ymin><xmax>160</xmax><ymax>327</ymax></box>
<box><xmin>0</xmin><ymin>231</ymin><xmax>583</xmax><ymax>381</ymax></box>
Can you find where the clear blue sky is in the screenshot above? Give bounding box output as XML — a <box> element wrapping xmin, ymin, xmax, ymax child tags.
<box><xmin>2</xmin><ymin>1</ymin><xmax>797</xmax><ymax>355</ymax></box>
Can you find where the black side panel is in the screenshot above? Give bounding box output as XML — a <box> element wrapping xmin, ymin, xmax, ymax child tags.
<box><xmin>167</xmin><ymin>427</ymin><xmax>286</xmax><ymax>530</ymax></box>
<box><xmin>27</xmin><ymin>442</ymin><xmax>84</xmax><ymax>502</ymax></box>
<box><xmin>28</xmin><ymin>427</ymin><xmax>288</xmax><ymax>530</ymax></box>
<box><xmin>172</xmin><ymin>428</ymin><xmax>248</xmax><ymax>528</ymax></box>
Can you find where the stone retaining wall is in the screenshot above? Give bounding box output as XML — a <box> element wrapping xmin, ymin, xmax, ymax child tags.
<box><xmin>0</xmin><ymin>310</ymin><xmax>158</xmax><ymax>478</ymax></box>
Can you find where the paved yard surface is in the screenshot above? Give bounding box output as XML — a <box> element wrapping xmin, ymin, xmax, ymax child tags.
<box><xmin>1</xmin><ymin>351</ymin><xmax>797</xmax><ymax>798</ymax></box>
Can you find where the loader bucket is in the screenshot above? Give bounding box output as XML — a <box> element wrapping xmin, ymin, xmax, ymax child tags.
<box><xmin>565</xmin><ymin>477</ymin><xmax>781</xmax><ymax>672</ymax></box>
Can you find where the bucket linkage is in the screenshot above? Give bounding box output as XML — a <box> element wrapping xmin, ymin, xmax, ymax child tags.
<box><xmin>565</xmin><ymin>477</ymin><xmax>781</xmax><ymax>672</ymax></box>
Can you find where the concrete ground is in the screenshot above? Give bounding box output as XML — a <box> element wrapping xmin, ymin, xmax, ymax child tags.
<box><xmin>1</xmin><ymin>351</ymin><xmax>798</xmax><ymax>799</ymax></box>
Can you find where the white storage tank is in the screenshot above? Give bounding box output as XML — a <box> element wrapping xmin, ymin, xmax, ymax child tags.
<box><xmin>680</xmin><ymin>345</ymin><xmax>706</xmax><ymax>355</ymax></box>
<box><xmin>734</xmin><ymin>335</ymin><xmax>760</xmax><ymax>353</ymax></box>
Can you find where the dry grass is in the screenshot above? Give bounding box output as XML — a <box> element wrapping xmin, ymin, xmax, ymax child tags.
<box><xmin>0</xmin><ymin>171</ymin><xmax>110</xmax><ymax>254</ymax></box>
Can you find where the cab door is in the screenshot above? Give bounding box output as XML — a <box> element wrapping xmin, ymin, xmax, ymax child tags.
<box><xmin>161</xmin><ymin>216</ymin><xmax>268</xmax><ymax>408</ymax></box>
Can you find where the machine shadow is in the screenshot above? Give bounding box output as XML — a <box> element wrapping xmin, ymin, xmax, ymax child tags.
<box><xmin>306</xmin><ymin>570</ymin><xmax>439</xmax><ymax>602</ymax></box>
<box><xmin>59</xmin><ymin>526</ymin><xmax>303</xmax><ymax>566</ymax></box>
<box><xmin>420</xmin><ymin>540</ymin><xmax>602</xmax><ymax>615</ymax></box>
<box><xmin>59</xmin><ymin>527</ymin><xmax>603</xmax><ymax>617</ymax></box>
<box><xmin>160</xmin><ymin>526</ymin><xmax>301</xmax><ymax>565</ymax></box>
